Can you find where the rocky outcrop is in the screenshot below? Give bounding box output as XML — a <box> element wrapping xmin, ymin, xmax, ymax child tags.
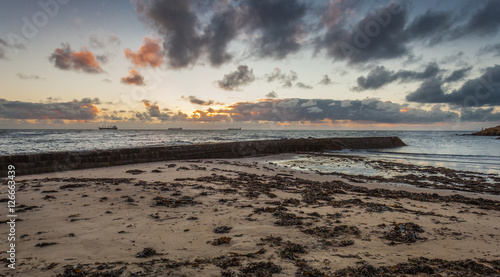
<box><xmin>471</xmin><ymin>125</ymin><xmax>500</xmax><ymax>136</ymax></box>
<box><xmin>0</xmin><ymin>137</ymin><xmax>406</xmax><ymax>176</ymax></box>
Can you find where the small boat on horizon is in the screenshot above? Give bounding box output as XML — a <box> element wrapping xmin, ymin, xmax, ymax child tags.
<box><xmin>99</xmin><ymin>125</ymin><xmax>118</xmax><ymax>130</ymax></box>
<box><xmin>228</xmin><ymin>127</ymin><xmax>241</xmax><ymax>130</ymax></box>
<box><xmin>168</xmin><ymin>127</ymin><xmax>183</xmax><ymax>130</ymax></box>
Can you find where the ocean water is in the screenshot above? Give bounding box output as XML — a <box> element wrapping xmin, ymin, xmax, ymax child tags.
<box><xmin>0</xmin><ymin>129</ymin><xmax>498</xmax><ymax>174</ymax></box>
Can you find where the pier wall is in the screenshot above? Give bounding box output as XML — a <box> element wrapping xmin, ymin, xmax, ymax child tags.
<box><xmin>0</xmin><ymin>137</ymin><xmax>406</xmax><ymax>176</ymax></box>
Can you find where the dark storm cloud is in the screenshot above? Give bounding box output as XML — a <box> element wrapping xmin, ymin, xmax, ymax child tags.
<box><xmin>459</xmin><ymin>107</ymin><xmax>500</xmax><ymax>122</ymax></box>
<box><xmin>0</xmin><ymin>99</ymin><xmax>99</xmax><ymax>120</ymax></box>
<box><xmin>204</xmin><ymin>7</ymin><xmax>240</xmax><ymax>66</ymax></box>
<box><xmin>135</xmin><ymin>0</ymin><xmax>202</xmax><ymax>68</ymax></box>
<box><xmin>406</xmin><ymin>10</ymin><xmax>451</xmax><ymax>43</ymax></box>
<box><xmin>478</xmin><ymin>43</ymin><xmax>500</xmax><ymax>57</ymax></box>
<box><xmin>243</xmin><ymin>0</ymin><xmax>307</xmax><ymax>59</ymax></box>
<box><xmin>265</xmin><ymin>68</ymin><xmax>298</xmax><ymax>88</ymax></box>
<box><xmin>49</xmin><ymin>43</ymin><xmax>104</xmax><ymax>74</ymax></box>
<box><xmin>406</xmin><ymin>65</ymin><xmax>500</xmax><ymax>106</ymax></box>
<box><xmin>181</xmin><ymin>95</ymin><xmax>220</xmax><ymax>106</ymax></box>
<box><xmin>318</xmin><ymin>75</ymin><xmax>332</xmax><ymax>85</ymax></box>
<box><xmin>214</xmin><ymin>98</ymin><xmax>459</xmax><ymax>124</ymax></box>
<box><xmin>354</xmin><ymin>63</ymin><xmax>440</xmax><ymax>91</ymax></box>
<box><xmin>134</xmin><ymin>0</ymin><xmax>307</xmax><ymax>67</ymax></box>
<box><xmin>316</xmin><ymin>3</ymin><xmax>408</xmax><ymax>64</ymax></box>
<box><xmin>443</xmin><ymin>66</ymin><xmax>473</xmax><ymax>83</ymax></box>
<box><xmin>460</xmin><ymin>0</ymin><xmax>500</xmax><ymax>36</ymax></box>
<box><xmin>216</xmin><ymin>65</ymin><xmax>255</xmax><ymax>91</ymax></box>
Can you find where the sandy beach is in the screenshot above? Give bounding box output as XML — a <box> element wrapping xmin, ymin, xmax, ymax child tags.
<box><xmin>2</xmin><ymin>154</ymin><xmax>500</xmax><ymax>276</ymax></box>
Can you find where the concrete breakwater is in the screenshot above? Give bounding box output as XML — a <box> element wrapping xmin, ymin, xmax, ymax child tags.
<box><xmin>0</xmin><ymin>137</ymin><xmax>406</xmax><ymax>176</ymax></box>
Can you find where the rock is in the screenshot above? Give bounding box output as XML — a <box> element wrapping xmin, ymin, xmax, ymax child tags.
<box><xmin>470</xmin><ymin>125</ymin><xmax>500</xmax><ymax>136</ymax></box>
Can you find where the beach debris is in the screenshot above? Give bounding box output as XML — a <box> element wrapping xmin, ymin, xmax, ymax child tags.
<box><xmin>44</xmin><ymin>263</ymin><xmax>58</xmax><ymax>270</ymax></box>
<box><xmin>260</xmin><ymin>235</ymin><xmax>283</xmax><ymax>247</ymax></box>
<box><xmin>35</xmin><ymin>242</ymin><xmax>58</xmax><ymax>248</ymax></box>
<box><xmin>214</xmin><ymin>226</ymin><xmax>232</xmax><ymax>234</ymax></box>
<box><xmin>212</xmin><ymin>255</ymin><xmax>241</xmax><ymax>268</ymax></box>
<box><xmin>333</xmin><ymin>257</ymin><xmax>498</xmax><ymax>276</ymax></box>
<box><xmin>151</xmin><ymin>169</ymin><xmax>163</xmax><ymax>173</ymax></box>
<box><xmin>135</xmin><ymin>247</ymin><xmax>158</xmax><ymax>258</ymax></box>
<box><xmin>59</xmin><ymin>183</ymin><xmax>87</xmax><ymax>189</ymax></box>
<box><xmin>43</xmin><ymin>195</ymin><xmax>57</xmax><ymax>200</ymax></box>
<box><xmin>273</xmin><ymin>211</ymin><xmax>304</xmax><ymax>226</ymax></box>
<box><xmin>211</xmin><ymin>236</ymin><xmax>232</xmax><ymax>246</ymax></box>
<box><xmin>125</xmin><ymin>169</ymin><xmax>146</xmax><ymax>175</ymax></box>
<box><xmin>278</xmin><ymin>241</ymin><xmax>307</xmax><ymax>260</ymax></box>
<box><xmin>295</xmin><ymin>261</ymin><xmax>328</xmax><ymax>277</ymax></box>
<box><xmin>186</xmin><ymin>216</ymin><xmax>198</xmax><ymax>220</ymax></box>
<box><xmin>121</xmin><ymin>195</ymin><xmax>135</xmax><ymax>203</ymax></box>
<box><xmin>59</xmin><ymin>264</ymin><xmax>85</xmax><ymax>277</ymax></box>
<box><xmin>302</xmin><ymin>225</ymin><xmax>361</xmax><ymax>238</ymax></box>
<box><xmin>384</xmin><ymin>222</ymin><xmax>425</xmax><ymax>244</ymax></box>
<box><xmin>240</xmin><ymin>261</ymin><xmax>282</xmax><ymax>276</ymax></box>
<box><xmin>152</xmin><ymin>196</ymin><xmax>199</xmax><ymax>208</ymax></box>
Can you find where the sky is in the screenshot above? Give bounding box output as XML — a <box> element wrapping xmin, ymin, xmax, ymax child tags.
<box><xmin>0</xmin><ymin>0</ymin><xmax>499</xmax><ymax>130</ymax></box>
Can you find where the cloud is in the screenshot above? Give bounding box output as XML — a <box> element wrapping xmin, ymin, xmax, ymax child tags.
<box><xmin>49</xmin><ymin>43</ymin><xmax>104</xmax><ymax>74</ymax></box>
<box><xmin>459</xmin><ymin>0</ymin><xmax>500</xmax><ymax>37</ymax></box>
<box><xmin>265</xmin><ymin>68</ymin><xmax>298</xmax><ymax>88</ymax></box>
<box><xmin>139</xmin><ymin>99</ymin><xmax>170</xmax><ymax>121</ymax></box>
<box><xmin>319</xmin><ymin>75</ymin><xmax>332</xmax><ymax>85</ymax></box>
<box><xmin>181</xmin><ymin>95</ymin><xmax>219</xmax><ymax>106</ymax></box>
<box><xmin>478</xmin><ymin>43</ymin><xmax>500</xmax><ymax>57</ymax></box>
<box><xmin>216</xmin><ymin>65</ymin><xmax>255</xmax><ymax>91</ymax></box>
<box><xmin>124</xmin><ymin>37</ymin><xmax>163</xmax><ymax>68</ymax></box>
<box><xmin>406</xmin><ymin>65</ymin><xmax>500</xmax><ymax>106</ymax></box>
<box><xmin>443</xmin><ymin>66</ymin><xmax>473</xmax><ymax>83</ymax></box>
<box><xmin>0</xmin><ymin>98</ymin><xmax>99</xmax><ymax>120</ymax></box>
<box><xmin>121</xmin><ymin>70</ymin><xmax>146</xmax><ymax>86</ymax></box>
<box><xmin>135</xmin><ymin>0</ymin><xmax>203</xmax><ymax>68</ymax></box>
<box><xmin>316</xmin><ymin>3</ymin><xmax>408</xmax><ymax>64</ymax></box>
<box><xmin>204</xmin><ymin>6</ymin><xmax>241</xmax><ymax>66</ymax></box>
<box><xmin>243</xmin><ymin>0</ymin><xmax>307</xmax><ymax>59</ymax></box>
<box><xmin>406</xmin><ymin>10</ymin><xmax>451</xmax><ymax>44</ymax></box>
<box><xmin>296</xmin><ymin>82</ymin><xmax>313</xmax><ymax>89</ymax></box>
<box><xmin>89</xmin><ymin>33</ymin><xmax>121</xmax><ymax>49</ymax></box>
<box><xmin>134</xmin><ymin>0</ymin><xmax>307</xmax><ymax>67</ymax></box>
<box><xmin>208</xmin><ymin>98</ymin><xmax>462</xmax><ymax>124</ymax></box>
<box><xmin>265</xmin><ymin>91</ymin><xmax>278</xmax><ymax>98</ymax></box>
<box><xmin>354</xmin><ymin>63</ymin><xmax>440</xmax><ymax>91</ymax></box>
<box><xmin>17</xmin><ymin>73</ymin><xmax>43</xmax><ymax>80</ymax></box>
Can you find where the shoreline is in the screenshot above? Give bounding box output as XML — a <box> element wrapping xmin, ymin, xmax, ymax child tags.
<box><xmin>2</xmin><ymin>154</ymin><xmax>499</xmax><ymax>276</ymax></box>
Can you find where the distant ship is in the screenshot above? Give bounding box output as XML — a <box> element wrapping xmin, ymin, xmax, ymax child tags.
<box><xmin>99</xmin><ymin>125</ymin><xmax>117</xmax><ymax>130</ymax></box>
<box><xmin>228</xmin><ymin>127</ymin><xmax>241</xmax><ymax>130</ymax></box>
<box><xmin>168</xmin><ymin>127</ymin><xmax>183</xmax><ymax>130</ymax></box>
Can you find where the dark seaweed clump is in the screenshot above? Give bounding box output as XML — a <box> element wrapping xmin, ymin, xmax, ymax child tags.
<box><xmin>384</xmin><ymin>222</ymin><xmax>425</xmax><ymax>244</ymax></box>
<box><xmin>214</xmin><ymin>226</ymin><xmax>232</xmax><ymax>234</ymax></box>
<box><xmin>240</xmin><ymin>261</ymin><xmax>282</xmax><ymax>276</ymax></box>
<box><xmin>152</xmin><ymin>196</ymin><xmax>199</xmax><ymax>207</ymax></box>
<box><xmin>302</xmin><ymin>225</ymin><xmax>360</xmax><ymax>238</ymax></box>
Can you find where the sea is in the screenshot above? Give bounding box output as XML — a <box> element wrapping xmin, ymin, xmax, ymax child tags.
<box><xmin>0</xmin><ymin>129</ymin><xmax>498</xmax><ymax>175</ymax></box>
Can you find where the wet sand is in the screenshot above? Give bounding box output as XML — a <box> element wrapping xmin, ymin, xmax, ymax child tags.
<box><xmin>1</xmin><ymin>154</ymin><xmax>499</xmax><ymax>276</ymax></box>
